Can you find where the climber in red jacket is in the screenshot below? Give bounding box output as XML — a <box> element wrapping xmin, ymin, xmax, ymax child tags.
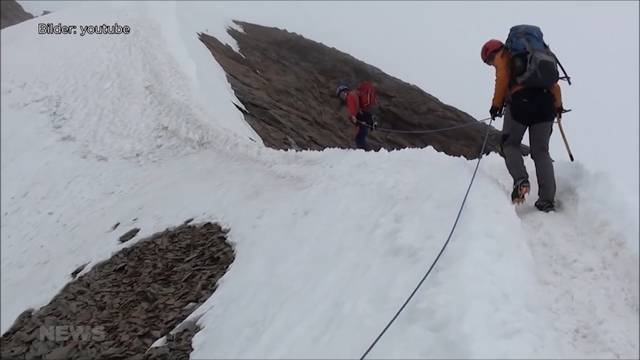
<box><xmin>336</xmin><ymin>82</ymin><xmax>378</xmax><ymax>150</ymax></box>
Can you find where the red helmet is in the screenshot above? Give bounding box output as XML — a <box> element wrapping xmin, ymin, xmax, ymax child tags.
<box><xmin>481</xmin><ymin>39</ymin><xmax>504</xmax><ymax>64</ymax></box>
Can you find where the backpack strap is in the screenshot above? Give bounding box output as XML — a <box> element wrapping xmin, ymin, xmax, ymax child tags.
<box><xmin>553</xmin><ymin>55</ymin><xmax>572</xmax><ymax>85</ymax></box>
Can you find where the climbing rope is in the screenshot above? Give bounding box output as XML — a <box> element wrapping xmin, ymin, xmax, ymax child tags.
<box><xmin>358</xmin><ymin>117</ymin><xmax>493</xmax><ymax>134</ymax></box>
<box><xmin>359</xmin><ymin>118</ymin><xmax>495</xmax><ymax>360</ymax></box>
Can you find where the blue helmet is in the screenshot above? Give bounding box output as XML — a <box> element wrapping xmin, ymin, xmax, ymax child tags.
<box><xmin>336</xmin><ymin>84</ymin><xmax>349</xmax><ymax>97</ymax></box>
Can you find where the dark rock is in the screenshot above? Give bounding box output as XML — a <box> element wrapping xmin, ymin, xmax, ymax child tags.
<box><xmin>113</xmin><ymin>263</ymin><xmax>126</xmax><ymax>272</ymax></box>
<box><xmin>145</xmin><ymin>344</ymin><xmax>170</xmax><ymax>357</ymax></box>
<box><xmin>119</xmin><ymin>228</ymin><xmax>140</xmax><ymax>243</ymax></box>
<box><xmin>1</xmin><ymin>222</ymin><xmax>232</xmax><ymax>359</ymax></box>
<box><xmin>70</xmin><ymin>263</ymin><xmax>88</xmax><ymax>279</ymax></box>
<box><xmin>44</xmin><ymin>343</ymin><xmax>76</xmax><ymax>360</ymax></box>
<box><xmin>1</xmin><ymin>0</ymin><xmax>34</xmax><ymax>29</ymax></box>
<box><xmin>1</xmin><ymin>343</ymin><xmax>27</xmax><ymax>358</ymax></box>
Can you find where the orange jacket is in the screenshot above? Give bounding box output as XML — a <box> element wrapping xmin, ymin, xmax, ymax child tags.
<box><xmin>491</xmin><ymin>48</ymin><xmax>562</xmax><ymax>109</ymax></box>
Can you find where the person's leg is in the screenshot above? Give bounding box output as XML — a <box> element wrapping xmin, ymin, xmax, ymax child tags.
<box><xmin>354</xmin><ymin>125</ymin><xmax>368</xmax><ymax>150</ymax></box>
<box><xmin>354</xmin><ymin>112</ymin><xmax>371</xmax><ymax>150</ymax></box>
<box><xmin>529</xmin><ymin>121</ymin><xmax>556</xmax><ymax>203</ymax></box>
<box><xmin>502</xmin><ymin>107</ymin><xmax>529</xmax><ymax>183</ymax></box>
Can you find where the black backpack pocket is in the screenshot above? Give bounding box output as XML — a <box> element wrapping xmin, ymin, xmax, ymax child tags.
<box><xmin>509</xmin><ymin>88</ymin><xmax>556</xmax><ymax>125</ymax></box>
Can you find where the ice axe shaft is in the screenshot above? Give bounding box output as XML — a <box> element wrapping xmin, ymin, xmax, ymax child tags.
<box><xmin>557</xmin><ymin>118</ymin><xmax>574</xmax><ymax>162</ymax></box>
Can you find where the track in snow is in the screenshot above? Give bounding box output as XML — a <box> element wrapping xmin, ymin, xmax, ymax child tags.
<box><xmin>478</xmin><ymin>158</ymin><xmax>640</xmax><ymax>359</ymax></box>
<box><xmin>517</xmin><ymin>193</ymin><xmax>639</xmax><ymax>358</ymax></box>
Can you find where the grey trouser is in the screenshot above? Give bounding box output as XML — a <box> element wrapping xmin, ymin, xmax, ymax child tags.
<box><xmin>502</xmin><ymin>107</ymin><xmax>556</xmax><ymax>202</ymax></box>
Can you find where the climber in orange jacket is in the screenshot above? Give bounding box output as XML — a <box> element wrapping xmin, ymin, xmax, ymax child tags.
<box><xmin>482</xmin><ymin>39</ymin><xmax>564</xmax><ymax>212</ymax></box>
<box><xmin>485</xmin><ymin>41</ymin><xmax>562</xmax><ymax>113</ymax></box>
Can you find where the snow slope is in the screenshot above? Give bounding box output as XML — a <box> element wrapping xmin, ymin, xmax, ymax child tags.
<box><xmin>2</xmin><ymin>2</ymin><xmax>638</xmax><ymax>359</ymax></box>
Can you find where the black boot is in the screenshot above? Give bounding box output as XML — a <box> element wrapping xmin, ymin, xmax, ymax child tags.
<box><xmin>535</xmin><ymin>199</ymin><xmax>556</xmax><ymax>212</ymax></box>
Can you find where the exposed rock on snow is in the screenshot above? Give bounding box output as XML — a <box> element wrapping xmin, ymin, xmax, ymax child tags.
<box><xmin>145</xmin><ymin>322</ymin><xmax>201</xmax><ymax>360</ymax></box>
<box><xmin>0</xmin><ymin>0</ymin><xmax>33</xmax><ymax>30</ymax></box>
<box><xmin>119</xmin><ymin>228</ymin><xmax>141</xmax><ymax>243</ymax></box>
<box><xmin>0</xmin><ymin>222</ymin><xmax>234</xmax><ymax>359</ymax></box>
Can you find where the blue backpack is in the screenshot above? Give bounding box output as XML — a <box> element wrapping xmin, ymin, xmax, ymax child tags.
<box><xmin>505</xmin><ymin>25</ymin><xmax>571</xmax><ymax>88</ymax></box>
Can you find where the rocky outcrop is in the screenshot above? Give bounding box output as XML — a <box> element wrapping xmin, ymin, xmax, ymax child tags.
<box><xmin>199</xmin><ymin>21</ymin><xmax>502</xmax><ymax>159</ymax></box>
<box><xmin>1</xmin><ymin>0</ymin><xmax>34</xmax><ymax>30</ymax></box>
<box><xmin>1</xmin><ymin>222</ymin><xmax>234</xmax><ymax>359</ymax></box>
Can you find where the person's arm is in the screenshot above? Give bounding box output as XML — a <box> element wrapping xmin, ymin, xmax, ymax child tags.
<box><xmin>491</xmin><ymin>51</ymin><xmax>511</xmax><ymax>109</ymax></box>
<box><xmin>550</xmin><ymin>82</ymin><xmax>562</xmax><ymax>109</ymax></box>
<box><xmin>551</xmin><ymin>82</ymin><xmax>565</xmax><ymax>119</ymax></box>
<box><xmin>346</xmin><ymin>93</ymin><xmax>359</xmax><ymax>124</ymax></box>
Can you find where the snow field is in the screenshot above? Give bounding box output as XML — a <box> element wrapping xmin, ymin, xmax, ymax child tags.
<box><xmin>2</xmin><ymin>2</ymin><xmax>638</xmax><ymax>358</ymax></box>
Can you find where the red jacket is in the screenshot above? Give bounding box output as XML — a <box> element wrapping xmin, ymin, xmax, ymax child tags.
<box><xmin>345</xmin><ymin>90</ymin><xmax>360</xmax><ymax>119</ymax></box>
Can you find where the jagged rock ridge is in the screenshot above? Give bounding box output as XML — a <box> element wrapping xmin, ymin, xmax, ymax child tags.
<box><xmin>1</xmin><ymin>0</ymin><xmax>34</xmax><ymax>30</ymax></box>
<box><xmin>199</xmin><ymin>21</ymin><xmax>502</xmax><ymax>159</ymax></box>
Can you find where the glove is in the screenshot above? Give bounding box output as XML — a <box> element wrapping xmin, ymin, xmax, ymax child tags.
<box><xmin>489</xmin><ymin>106</ymin><xmax>503</xmax><ymax>120</ymax></box>
<box><xmin>556</xmin><ymin>106</ymin><xmax>565</xmax><ymax>119</ymax></box>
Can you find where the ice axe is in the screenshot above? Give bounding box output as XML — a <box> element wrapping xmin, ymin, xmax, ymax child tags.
<box><xmin>556</xmin><ymin>109</ymin><xmax>574</xmax><ymax>162</ymax></box>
